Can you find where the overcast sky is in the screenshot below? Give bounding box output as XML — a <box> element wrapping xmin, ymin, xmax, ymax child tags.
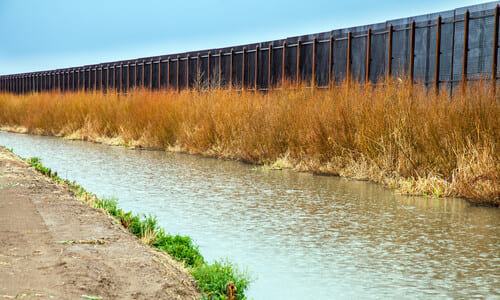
<box><xmin>0</xmin><ymin>0</ymin><xmax>489</xmax><ymax>75</ymax></box>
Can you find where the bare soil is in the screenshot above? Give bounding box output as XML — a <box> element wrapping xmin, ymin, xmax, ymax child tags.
<box><xmin>0</xmin><ymin>147</ymin><xmax>201</xmax><ymax>299</ymax></box>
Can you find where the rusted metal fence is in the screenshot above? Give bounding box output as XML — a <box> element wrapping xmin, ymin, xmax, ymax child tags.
<box><xmin>1</xmin><ymin>2</ymin><xmax>499</xmax><ymax>94</ymax></box>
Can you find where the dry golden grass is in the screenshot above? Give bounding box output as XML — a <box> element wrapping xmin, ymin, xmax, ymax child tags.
<box><xmin>0</xmin><ymin>79</ymin><xmax>498</xmax><ymax>205</ymax></box>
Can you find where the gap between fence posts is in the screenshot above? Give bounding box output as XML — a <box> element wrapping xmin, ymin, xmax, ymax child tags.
<box><xmin>207</xmin><ymin>52</ymin><xmax>211</xmax><ymax>88</ymax></box>
<box><xmin>141</xmin><ymin>61</ymin><xmax>145</xmax><ymax>88</ymax></box>
<box><xmin>167</xmin><ymin>57</ymin><xmax>171</xmax><ymax>91</ymax></box>
<box><xmin>268</xmin><ymin>44</ymin><xmax>272</xmax><ymax>90</ymax></box>
<box><xmin>493</xmin><ymin>5</ymin><xmax>499</xmax><ymax>94</ymax></box>
<box><xmin>230</xmin><ymin>48</ymin><xmax>234</xmax><ymax>89</ymax></box>
<box><xmin>177</xmin><ymin>56</ymin><xmax>180</xmax><ymax>92</ymax></box>
<box><xmin>312</xmin><ymin>38</ymin><xmax>317</xmax><ymax>88</ymax></box>
<box><xmin>347</xmin><ymin>32</ymin><xmax>352</xmax><ymax>84</ymax></box>
<box><xmin>462</xmin><ymin>10</ymin><xmax>470</xmax><ymax>93</ymax></box>
<box><xmin>242</xmin><ymin>48</ymin><xmax>246</xmax><ymax>90</ymax></box>
<box><xmin>365</xmin><ymin>29</ymin><xmax>371</xmax><ymax>83</ymax></box>
<box><xmin>282</xmin><ymin>42</ymin><xmax>286</xmax><ymax>86</ymax></box>
<box><xmin>219</xmin><ymin>50</ymin><xmax>223</xmax><ymax>89</ymax></box>
<box><xmin>329</xmin><ymin>36</ymin><xmax>334</xmax><ymax>87</ymax></box>
<box><xmin>197</xmin><ymin>54</ymin><xmax>200</xmax><ymax>90</ymax></box>
<box><xmin>255</xmin><ymin>46</ymin><xmax>259</xmax><ymax>92</ymax></box>
<box><xmin>296</xmin><ymin>41</ymin><xmax>301</xmax><ymax>87</ymax></box>
<box><xmin>150</xmin><ymin>59</ymin><xmax>153</xmax><ymax>90</ymax></box>
<box><xmin>159</xmin><ymin>57</ymin><xmax>162</xmax><ymax>91</ymax></box>
<box><xmin>187</xmin><ymin>55</ymin><xmax>190</xmax><ymax>90</ymax></box>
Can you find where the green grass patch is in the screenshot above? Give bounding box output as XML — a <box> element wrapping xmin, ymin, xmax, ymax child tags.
<box><xmin>192</xmin><ymin>258</ymin><xmax>253</xmax><ymax>300</ymax></box>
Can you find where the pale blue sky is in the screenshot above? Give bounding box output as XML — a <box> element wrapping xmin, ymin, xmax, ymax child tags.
<box><xmin>0</xmin><ymin>0</ymin><xmax>488</xmax><ymax>75</ymax></box>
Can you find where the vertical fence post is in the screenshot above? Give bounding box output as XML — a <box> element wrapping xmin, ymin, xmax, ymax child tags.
<box><xmin>347</xmin><ymin>31</ymin><xmax>352</xmax><ymax>82</ymax></box>
<box><xmin>186</xmin><ymin>55</ymin><xmax>190</xmax><ymax>89</ymax></box>
<box><xmin>158</xmin><ymin>58</ymin><xmax>162</xmax><ymax>90</ymax></box>
<box><xmin>255</xmin><ymin>46</ymin><xmax>259</xmax><ymax>92</ymax></box>
<box><xmin>242</xmin><ymin>48</ymin><xmax>246</xmax><ymax>90</ymax></box>
<box><xmin>177</xmin><ymin>56</ymin><xmax>180</xmax><ymax>92</ymax></box>
<box><xmin>83</xmin><ymin>69</ymin><xmax>86</xmax><ymax>91</ymax></box>
<box><xmin>296</xmin><ymin>40</ymin><xmax>301</xmax><ymax>87</ymax></box>
<box><xmin>207</xmin><ymin>52</ymin><xmax>211</xmax><ymax>88</ymax></box>
<box><xmin>366</xmin><ymin>29</ymin><xmax>371</xmax><ymax>83</ymax></box>
<box><xmin>312</xmin><ymin>38</ymin><xmax>317</xmax><ymax>88</ymax></box>
<box><xmin>219</xmin><ymin>50</ymin><xmax>223</xmax><ymax>88</ymax></box>
<box><xmin>95</xmin><ymin>67</ymin><xmax>98</xmax><ymax>91</ymax></box>
<box><xmin>329</xmin><ymin>36</ymin><xmax>334</xmax><ymax>87</ymax></box>
<box><xmin>462</xmin><ymin>10</ymin><xmax>470</xmax><ymax>92</ymax></box>
<box><xmin>435</xmin><ymin>16</ymin><xmax>442</xmax><ymax>94</ymax></box>
<box><xmin>282</xmin><ymin>42</ymin><xmax>286</xmax><ymax>86</ymax></box>
<box><xmin>268</xmin><ymin>44</ymin><xmax>272</xmax><ymax>90</ymax></box>
<box><xmin>388</xmin><ymin>24</ymin><xmax>393</xmax><ymax>77</ymax></box>
<box><xmin>492</xmin><ymin>5</ymin><xmax>499</xmax><ymax>93</ymax></box>
<box><xmin>410</xmin><ymin>20</ymin><xmax>416</xmax><ymax>85</ymax></box>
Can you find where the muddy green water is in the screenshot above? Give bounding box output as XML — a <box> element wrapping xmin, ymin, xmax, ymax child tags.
<box><xmin>1</xmin><ymin>131</ymin><xmax>499</xmax><ymax>299</ymax></box>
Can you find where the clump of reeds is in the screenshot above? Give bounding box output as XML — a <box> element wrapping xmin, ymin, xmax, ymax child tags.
<box><xmin>1</xmin><ymin>78</ymin><xmax>498</xmax><ymax>205</ymax></box>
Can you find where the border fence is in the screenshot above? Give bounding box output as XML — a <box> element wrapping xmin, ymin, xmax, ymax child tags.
<box><xmin>1</xmin><ymin>2</ymin><xmax>499</xmax><ymax>94</ymax></box>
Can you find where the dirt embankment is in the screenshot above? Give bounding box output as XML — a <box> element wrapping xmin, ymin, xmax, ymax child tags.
<box><xmin>0</xmin><ymin>147</ymin><xmax>201</xmax><ymax>299</ymax></box>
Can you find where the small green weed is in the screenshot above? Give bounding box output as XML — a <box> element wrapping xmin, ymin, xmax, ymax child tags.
<box><xmin>191</xmin><ymin>258</ymin><xmax>253</xmax><ymax>300</ymax></box>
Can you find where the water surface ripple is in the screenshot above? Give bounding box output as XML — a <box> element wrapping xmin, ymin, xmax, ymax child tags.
<box><xmin>1</xmin><ymin>131</ymin><xmax>499</xmax><ymax>299</ymax></box>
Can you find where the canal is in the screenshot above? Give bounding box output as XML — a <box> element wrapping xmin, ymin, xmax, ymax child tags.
<box><xmin>1</xmin><ymin>131</ymin><xmax>498</xmax><ymax>299</ymax></box>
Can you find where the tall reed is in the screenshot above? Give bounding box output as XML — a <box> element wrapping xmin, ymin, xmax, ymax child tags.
<box><xmin>0</xmin><ymin>79</ymin><xmax>498</xmax><ymax>205</ymax></box>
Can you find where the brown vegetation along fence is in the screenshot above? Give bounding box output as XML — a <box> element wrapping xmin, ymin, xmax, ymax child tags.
<box><xmin>1</xmin><ymin>2</ymin><xmax>499</xmax><ymax>94</ymax></box>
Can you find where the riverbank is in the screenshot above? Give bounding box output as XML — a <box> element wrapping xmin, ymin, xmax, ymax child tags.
<box><xmin>0</xmin><ymin>146</ymin><xmax>200</xmax><ymax>299</ymax></box>
<box><xmin>0</xmin><ymin>146</ymin><xmax>252</xmax><ymax>299</ymax></box>
<box><xmin>0</xmin><ymin>79</ymin><xmax>498</xmax><ymax>206</ymax></box>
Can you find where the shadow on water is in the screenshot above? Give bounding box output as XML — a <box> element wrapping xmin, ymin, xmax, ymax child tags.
<box><xmin>1</xmin><ymin>131</ymin><xmax>499</xmax><ymax>299</ymax></box>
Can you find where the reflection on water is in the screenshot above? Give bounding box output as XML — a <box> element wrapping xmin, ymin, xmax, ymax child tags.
<box><xmin>1</xmin><ymin>131</ymin><xmax>499</xmax><ymax>299</ymax></box>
